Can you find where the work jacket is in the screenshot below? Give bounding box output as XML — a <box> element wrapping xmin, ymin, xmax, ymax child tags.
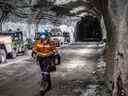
<box><xmin>32</xmin><ymin>39</ymin><xmax>57</xmax><ymax>56</ymax></box>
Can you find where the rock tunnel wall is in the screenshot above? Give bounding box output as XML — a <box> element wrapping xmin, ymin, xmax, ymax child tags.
<box><xmin>108</xmin><ymin>0</ymin><xmax>128</xmax><ymax>95</ymax></box>
<box><xmin>97</xmin><ymin>0</ymin><xmax>128</xmax><ymax>95</ymax></box>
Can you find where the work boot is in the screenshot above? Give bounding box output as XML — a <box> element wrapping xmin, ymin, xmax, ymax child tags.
<box><xmin>45</xmin><ymin>79</ymin><xmax>51</xmax><ymax>92</ymax></box>
<box><xmin>40</xmin><ymin>80</ymin><xmax>48</xmax><ymax>90</ymax></box>
<box><xmin>40</xmin><ymin>80</ymin><xmax>50</xmax><ymax>95</ymax></box>
<box><xmin>40</xmin><ymin>88</ymin><xmax>45</xmax><ymax>96</ymax></box>
<box><xmin>40</xmin><ymin>80</ymin><xmax>52</xmax><ymax>95</ymax></box>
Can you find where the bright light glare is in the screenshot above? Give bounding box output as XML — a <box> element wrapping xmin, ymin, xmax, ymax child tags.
<box><xmin>54</xmin><ymin>0</ymin><xmax>77</xmax><ymax>5</ymax></box>
<box><xmin>70</xmin><ymin>6</ymin><xmax>85</xmax><ymax>14</ymax></box>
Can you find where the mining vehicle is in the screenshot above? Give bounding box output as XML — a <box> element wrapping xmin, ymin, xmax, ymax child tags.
<box><xmin>0</xmin><ymin>32</ymin><xmax>28</xmax><ymax>63</ymax></box>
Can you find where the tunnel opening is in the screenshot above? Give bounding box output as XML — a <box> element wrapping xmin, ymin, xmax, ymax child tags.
<box><xmin>74</xmin><ymin>16</ymin><xmax>103</xmax><ymax>42</ymax></box>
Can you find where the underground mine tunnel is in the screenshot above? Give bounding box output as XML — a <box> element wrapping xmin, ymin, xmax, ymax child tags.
<box><xmin>74</xmin><ymin>16</ymin><xmax>103</xmax><ymax>42</ymax></box>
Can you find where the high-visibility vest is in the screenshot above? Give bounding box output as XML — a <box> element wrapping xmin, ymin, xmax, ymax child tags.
<box><xmin>33</xmin><ymin>39</ymin><xmax>57</xmax><ymax>54</ymax></box>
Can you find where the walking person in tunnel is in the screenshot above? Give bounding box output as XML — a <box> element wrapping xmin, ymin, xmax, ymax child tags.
<box><xmin>32</xmin><ymin>30</ymin><xmax>57</xmax><ymax>95</ymax></box>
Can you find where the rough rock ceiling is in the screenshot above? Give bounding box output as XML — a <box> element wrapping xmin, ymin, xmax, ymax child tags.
<box><xmin>31</xmin><ymin>0</ymin><xmax>108</xmax><ymax>24</ymax></box>
<box><xmin>0</xmin><ymin>0</ymin><xmax>107</xmax><ymax>24</ymax></box>
<box><xmin>0</xmin><ymin>0</ymin><xmax>31</xmax><ymax>22</ymax></box>
<box><xmin>32</xmin><ymin>0</ymin><xmax>101</xmax><ymax>17</ymax></box>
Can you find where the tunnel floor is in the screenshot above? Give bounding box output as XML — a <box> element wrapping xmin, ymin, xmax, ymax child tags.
<box><xmin>0</xmin><ymin>43</ymin><xmax>111</xmax><ymax>96</ymax></box>
<box><xmin>37</xmin><ymin>43</ymin><xmax>111</xmax><ymax>96</ymax></box>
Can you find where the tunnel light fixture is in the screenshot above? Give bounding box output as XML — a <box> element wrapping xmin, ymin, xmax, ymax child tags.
<box><xmin>54</xmin><ymin>0</ymin><xmax>77</xmax><ymax>5</ymax></box>
<box><xmin>77</xmin><ymin>12</ymin><xmax>88</xmax><ymax>17</ymax></box>
<box><xmin>70</xmin><ymin>6</ymin><xmax>86</xmax><ymax>14</ymax></box>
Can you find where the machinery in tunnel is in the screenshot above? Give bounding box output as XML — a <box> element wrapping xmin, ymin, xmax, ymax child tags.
<box><xmin>74</xmin><ymin>16</ymin><xmax>103</xmax><ymax>42</ymax></box>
